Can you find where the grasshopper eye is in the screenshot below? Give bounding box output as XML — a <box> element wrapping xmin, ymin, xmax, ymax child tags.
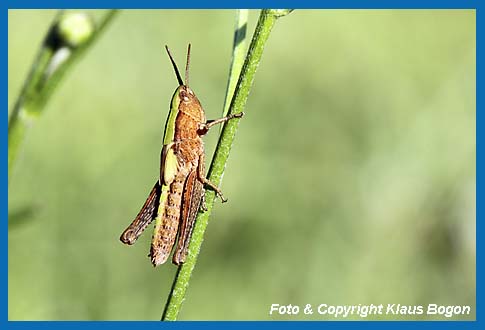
<box><xmin>180</xmin><ymin>90</ymin><xmax>190</xmax><ymax>102</ymax></box>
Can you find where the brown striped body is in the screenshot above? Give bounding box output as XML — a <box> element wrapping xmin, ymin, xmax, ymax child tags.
<box><xmin>149</xmin><ymin>86</ymin><xmax>206</xmax><ymax>266</ymax></box>
<box><xmin>150</xmin><ymin>170</ymin><xmax>188</xmax><ymax>265</ymax></box>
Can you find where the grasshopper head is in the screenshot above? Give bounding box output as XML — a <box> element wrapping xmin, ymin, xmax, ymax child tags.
<box><xmin>178</xmin><ymin>85</ymin><xmax>197</xmax><ymax>104</ymax></box>
<box><xmin>174</xmin><ymin>85</ymin><xmax>203</xmax><ymax>123</ymax></box>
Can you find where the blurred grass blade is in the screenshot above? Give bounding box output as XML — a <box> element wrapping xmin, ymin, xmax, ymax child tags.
<box><xmin>8</xmin><ymin>205</ymin><xmax>37</xmax><ymax>229</ymax></box>
<box><xmin>8</xmin><ymin>10</ymin><xmax>119</xmax><ymax>182</ymax></box>
<box><xmin>221</xmin><ymin>9</ymin><xmax>248</xmax><ymax>120</ymax></box>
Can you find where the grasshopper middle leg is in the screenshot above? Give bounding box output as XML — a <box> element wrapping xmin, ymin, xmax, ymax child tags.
<box><xmin>197</xmin><ymin>153</ymin><xmax>228</xmax><ymax>203</ymax></box>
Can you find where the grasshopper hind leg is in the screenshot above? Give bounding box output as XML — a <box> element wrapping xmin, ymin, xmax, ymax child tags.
<box><xmin>120</xmin><ymin>181</ymin><xmax>161</xmax><ymax>245</ymax></box>
<box><xmin>200</xmin><ymin>193</ymin><xmax>208</xmax><ymax>211</ymax></box>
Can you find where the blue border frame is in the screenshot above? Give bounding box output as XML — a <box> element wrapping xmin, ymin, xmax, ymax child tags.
<box><xmin>2</xmin><ymin>1</ymin><xmax>481</xmax><ymax>9</ymax></box>
<box><xmin>5</xmin><ymin>0</ymin><xmax>480</xmax><ymax>328</ymax></box>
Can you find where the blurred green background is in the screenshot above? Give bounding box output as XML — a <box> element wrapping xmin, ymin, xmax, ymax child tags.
<box><xmin>8</xmin><ymin>10</ymin><xmax>475</xmax><ymax>320</ymax></box>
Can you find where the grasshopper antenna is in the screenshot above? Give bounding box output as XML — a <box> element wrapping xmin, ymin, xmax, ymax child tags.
<box><xmin>185</xmin><ymin>43</ymin><xmax>191</xmax><ymax>87</ymax></box>
<box><xmin>165</xmin><ymin>45</ymin><xmax>184</xmax><ymax>86</ymax></box>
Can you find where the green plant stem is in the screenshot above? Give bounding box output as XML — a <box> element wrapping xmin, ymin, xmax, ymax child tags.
<box><xmin>8</xmin><ymin>10</ymin><xmax>118</xmax><ymax>181</ymax></box>
<box><xmin>161</xmin><ymin>9</ymin><xmax>292</xmax><ymax>321</ymax></box>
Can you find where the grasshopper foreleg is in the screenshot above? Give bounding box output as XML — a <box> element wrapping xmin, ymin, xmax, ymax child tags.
<box><xmin>198</xmin><ymin>112</ymin><xmax>244</xmax><ymax>135</ymax></box>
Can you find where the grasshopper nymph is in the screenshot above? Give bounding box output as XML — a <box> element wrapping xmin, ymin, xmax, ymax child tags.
<box><xmin>120</xmin><ymin>44</ymin><xmax>243</xmax><ymax>266</ymax></box>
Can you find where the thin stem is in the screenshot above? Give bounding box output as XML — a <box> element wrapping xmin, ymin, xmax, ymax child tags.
<box><xmin>161</xmin><ymin>9</ymin><xmax>292</xmax><ymax>321</ymax></box>
<box><xmin>8</xmin><ymin>10</ymin><xmax>119</xmax><ymax>181</ymax></box>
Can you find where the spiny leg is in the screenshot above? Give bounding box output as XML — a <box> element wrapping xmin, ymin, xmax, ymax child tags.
<box><xmin>198</xmin><ymin>112</ymin><xmax>244</xmax><ymax>134</ymax></box>
<box><xmin>197</xmin><ymin>153</ymin><xmax>228</xmax><ymax>203</ymax></box>
<box><xmin>200</xmin><ymin>193</ymin><xmax>208</xmax><ymax>211</ymax></box>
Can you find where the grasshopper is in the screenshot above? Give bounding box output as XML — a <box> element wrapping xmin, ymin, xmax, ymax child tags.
<box><xmin>120</xmin><ymin>44</ymin><xmax>243</xmax><ymax>267</ymax></box>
